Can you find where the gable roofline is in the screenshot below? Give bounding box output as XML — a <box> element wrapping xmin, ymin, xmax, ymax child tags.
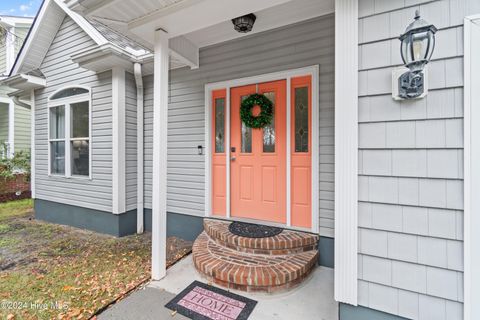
<box><xmin>0</xmin><ymin>16</ymin><xmax>34</xmax><ymax>27</ymax></box>
<box><xmin>11</xmin><ymin>0</ymin><xmax>113</xmax><ymax>76</ymax></box>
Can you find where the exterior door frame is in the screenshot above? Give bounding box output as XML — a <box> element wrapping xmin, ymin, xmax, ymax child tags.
<box><xmin>205</xmin><ymin>65</ymin><xmax>320</xmax><ymax>233</ymax></box>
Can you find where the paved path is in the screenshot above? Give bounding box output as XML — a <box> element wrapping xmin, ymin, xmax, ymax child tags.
<box><xmin>99</xmin><ymin>255</ymin><xmax>338</xmax><ymax>320</ymax></box>
<box><xmin>98</xmin><ymin>287</ymin><xmax>189</xmax><ymax>320</ymax></box>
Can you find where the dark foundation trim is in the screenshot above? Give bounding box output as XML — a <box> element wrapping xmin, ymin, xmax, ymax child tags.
<box><xmin>34</xmin><ymin>200</ymin><xmax>334</xmax><ymax>267</ymax></box>
<box><xmin>339</xmin><ymin>303</ymin><xmax>410</xmax><ymax>320</ymax></box>
<box><xmin>34</xmin><ymin>199</ymin><xmax>137</xmax><ymax>237</ymax></box>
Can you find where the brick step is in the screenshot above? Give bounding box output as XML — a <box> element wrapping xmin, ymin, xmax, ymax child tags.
<box><xmin>193</xmin><ymin>231</ymin><xmax>318</xmax><ymax>293</ymax></box>
<box><xmin>204</xmin><ymin>219</ymin><xmax>319</xmax><ymax>255</ymax></box>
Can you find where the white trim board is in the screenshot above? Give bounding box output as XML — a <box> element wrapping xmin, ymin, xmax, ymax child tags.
<box><xmin>334</xmin><ymin>0</ymin><xmax>358</xmax><ymax>306</ymax></box>
<box><xmin>464</xmin><ymin>14</ymin><xmax>480</xmax><ymax>320</ymax></box>
<box><xmin>204</xmin><ymin>65</ymin><xmax>320</xmax><ymax>234</ymax></box>
<box><xmin>112</xmin><ymin>67</ymin><xmax>126</xmax><ymax>214</ymax></box>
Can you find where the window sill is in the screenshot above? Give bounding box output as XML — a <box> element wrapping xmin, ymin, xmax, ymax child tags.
<box><xmin>48</xmin><ymin>174</ymin><xmax>92</xmax><ymax>181</ymax></box>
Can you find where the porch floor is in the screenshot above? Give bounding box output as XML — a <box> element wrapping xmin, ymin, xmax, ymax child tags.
<box><xmin>149</xmin><ymin>255</ymin><xmax>338</xmax><ymax>320</ymax></box>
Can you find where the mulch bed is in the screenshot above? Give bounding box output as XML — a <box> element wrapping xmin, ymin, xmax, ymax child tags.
<box><xmin>0</xmin><ymin>191</ymin><xmax>31</xmax><ymax>204</ymax></box>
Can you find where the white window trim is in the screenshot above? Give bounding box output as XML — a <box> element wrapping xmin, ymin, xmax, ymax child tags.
<box><xmin>204</xmin><ymin>65</ymin><xmax>320</xmax><ymax>234</ymax></box>
<box><xmin>47</xmin><ymin>86</ymin><xmax>92</xmax><ymax>180</ymax></box>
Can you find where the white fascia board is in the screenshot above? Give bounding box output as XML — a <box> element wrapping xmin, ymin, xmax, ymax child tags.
<box><xmin>71</xmin><ymin>44</ymin><xmax>145</xmax><ymax>72</ymax></box>
<box><xmin>11</xmin><ymin>0</ymin><xmax>52</xmax><ymax>76</ymax></box>
<box><xmin>13</xmin><ymin>0</ymin><xmax>109</xmax><ymax>75</ymax></box>
<box><xmin>53</xmin><ymin>0</ymin><xmax>108</xmax><ymax>46</ymax></box>
<box><xmin>1</xmin><ymin>74</ymin><xmax>46</xmax><ymax>91</ymax></box>
<box><xmin>169</xmin><ymin>36</ymin><xmax>199</xmax><ymax>69</ymax></box>
<box><xmin>0</xmin><ymin>16</ymin><xmax>34</xmax><ymax>27</ymax></box>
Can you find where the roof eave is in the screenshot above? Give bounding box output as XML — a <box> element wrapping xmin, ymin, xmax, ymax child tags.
<box><xmin>0</xmin><ymin>74</ymin><xmax>46</xmax><ymax>91</ymax></box>
<box><xmin>72</xmin><ymin>44</ymin><xmax>152</xmax><ymax>73</ymax></box>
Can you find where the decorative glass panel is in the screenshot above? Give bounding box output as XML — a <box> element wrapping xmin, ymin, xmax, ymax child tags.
<box><xmin>241</xmin><ymin>95</ymin><xmax>252</xmax><ymax>153</ymax></box>
<box><xmin>50</xmin><ymin>141</ymin><xmax>65</xmax><ymax>174</ymax></box>
<box><xmin>71</xmin><ymin>101</ymin><xmax>89</xmax><ymax>138</ymax></box>
<box><xmin>71</xmin><ymin>140</ymin><xmax>89</xmax><ymax>176</ymax></box>
<box><xmin>294</xmin><ymin>87</ymin><xmax>309</xmax><ymax>153</ymax></box>
<box><xmin>49</xmin><ymin>106</ymin><xmax>65</xmax><ymax>139</ymax></box>
<box><xmin>262</xmin><ymin>92</ymin><xmax>275</xmax><ymax>153</ymax></box>
<box><xmin>51</xmin><ymin>87</ymin><xmax>89</xmax><ymax>100</ymax></box>
<box><xmin>214</xmin><ymin>98</ymin><xmax>225</xmax><ymax>153</ymax></box>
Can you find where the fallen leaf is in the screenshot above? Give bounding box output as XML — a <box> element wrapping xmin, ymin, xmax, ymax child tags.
<box><xmin>171</xmin><ymin>310</ymin><xmax>177</xmax><ymax>317</ymax></box>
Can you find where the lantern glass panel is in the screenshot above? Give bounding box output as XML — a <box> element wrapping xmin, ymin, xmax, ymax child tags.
<box><xmin>401</xmin><ymin>35</ymin><xmax>413</xmax><ymax>64</ymax></box>
<box><xmin>412</xmin><ymin>31</ymin><xmax>430</xmax><ymax>61</ymax></box>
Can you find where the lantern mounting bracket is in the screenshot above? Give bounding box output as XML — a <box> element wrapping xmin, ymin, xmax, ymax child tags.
<box><xmin>399</xmin><ymin>70</ymin><xmax>424</xmax><ymax>99</ymax></box>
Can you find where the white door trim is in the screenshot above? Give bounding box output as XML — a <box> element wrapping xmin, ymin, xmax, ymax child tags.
<box><xmin>204</xmin><ymin>65</ymin><xmax>320</xmax><ymax>234</ymax></box>
<box><xmin>464</xmin><ymin>14</ymin><xmax>480</xmax><ymax>320</ymax></box>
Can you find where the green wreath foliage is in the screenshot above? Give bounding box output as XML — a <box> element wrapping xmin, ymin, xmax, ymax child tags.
<box><xmin>240</xmin><ymin>93</ymin><xmax>273</xmax><ymax>129</ymax></box>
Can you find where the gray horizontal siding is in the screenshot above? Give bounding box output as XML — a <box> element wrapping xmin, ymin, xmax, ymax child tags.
<box><xmin>14</xmin><ymin>104</ymin><xmax>30</xmax><ymax>153</ymax></box>
<box><xmin>143</xmin><ymin>14</ymin><xmax>335</xmax><ymax>237</ymax></box>
<box><xmin>34</xmin><ymin>16</ymin><xmax>113</xmax><ymax>212</ymax></box>
<box><xmin>0</xmin><ymin>103</ymin><xmax>8</xmax><ymax>147</ymax></box>
<box><xmin>0</xmin><ymin>33</ymin><xmax>6</xmax><ymax>75</ymax></box>
<box><xmin>356</xmin><ymin>0</ymin><xmax>475</xmax><ymax>319</ymax></box>
<box><xmin>125</xmin><ymin>71</ymin><xmax>137</xmax><ymax>211</ymax></box>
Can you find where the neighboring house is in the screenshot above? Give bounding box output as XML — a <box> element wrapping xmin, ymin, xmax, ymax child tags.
<box><xmin>2</xmin><ymin>0</ymin><xmax>480</xmax><ymax>320</ymax></box>
<box><xmin>0</xmin><ymin>16</ymin><xmax>33</xmax><ymax>158</ymax></box>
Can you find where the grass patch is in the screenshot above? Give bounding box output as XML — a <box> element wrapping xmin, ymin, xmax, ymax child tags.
<box><xmin>0</xmin><ymin>224</ymin><xmax>11</xmax><ymax>233</ymax></box>
<box><xmin>0</xmin><ymin>199</ymin><xmax>192</xmax><ymax>320</ymax></box>
<box><xmin>0</xmin><ymin>237</ymin><xmax>18</xmax><ymax>248</ymax></box>
<box><xmin>0</xmin><ymin>199</ymin><xmax>33</xmax><ymax>222</ymax></box>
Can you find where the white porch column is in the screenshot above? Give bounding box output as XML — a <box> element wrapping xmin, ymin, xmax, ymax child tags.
<box><xmin>151</xmin><ymin>28</ymin><xmax>169</xmax><ymax>280</ymax></box>
<box><xmin>334</xmin><ymin>0</ymin><xmax>358</xmax><ymax>305</ymax></box>
<box><xmin>7</xmin><ymin>100</ymin><xmax>15</xmax><ymax>158</ymax></box>
<box><xmin>30</xmin><ymin>90</ymin><xmax>36</xmax><ymax>199</ymax></box>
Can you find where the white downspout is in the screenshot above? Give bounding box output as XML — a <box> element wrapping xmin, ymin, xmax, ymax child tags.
<box><xmin>134</xmin><ymin>63</ymin><xmax>144</xmax><ymax>234</ymax></box>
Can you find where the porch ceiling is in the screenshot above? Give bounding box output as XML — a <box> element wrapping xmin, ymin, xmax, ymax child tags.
<box><xmin>71</xmin><ymin>0</ymin><xmax>333</xmax><ymax>49</ymax></box>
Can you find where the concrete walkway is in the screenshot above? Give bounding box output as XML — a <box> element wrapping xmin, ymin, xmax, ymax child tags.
<box><xmin>99</xmin><ymin>255</ymin><xmax>338</xmax><ymax>320</ymax></box>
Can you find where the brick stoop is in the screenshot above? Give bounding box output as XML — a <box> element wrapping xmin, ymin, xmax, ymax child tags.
<box><xmin>192</xmin><ymin>219</ymin><xmax>319</xmax><ymax>293</ymax></box>
<box><xmin>204</xmin><ymin>219</ymin><xmax>319</xmax><ymax>255</ymax></box>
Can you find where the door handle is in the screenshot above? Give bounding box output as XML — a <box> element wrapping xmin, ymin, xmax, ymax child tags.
<box><xmin>231</xmin><ymin>156</ymin><xmax>236</xmax><ymax>162</ymax></box>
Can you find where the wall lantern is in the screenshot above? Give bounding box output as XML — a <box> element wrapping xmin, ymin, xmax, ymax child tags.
<box><xmin>397</xmin><ymin>10</ymin><xmax>437</xmax><ymax>99</ymax></box>
<box><xmin>232</xmin><ymin>13</ymin><xmax>256</xmax><ymax>33</ymax></box>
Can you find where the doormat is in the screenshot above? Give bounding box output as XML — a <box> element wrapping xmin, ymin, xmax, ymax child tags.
<box><xmin>165</xmin><ymin>281</ymin><xmax>257</xmax><ymax>320</ymax></box>
<box><xmin>229</xmin><ymin>221</ymin><xmax>283</xmax><ymax>238</ymax></box>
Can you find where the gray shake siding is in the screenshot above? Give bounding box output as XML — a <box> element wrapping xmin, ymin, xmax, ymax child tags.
<box><xmin>34</xmin><ymin>16</ymin><xmax>113</xmax><ymax>212</ymax></box>
<box><xmin>356</xmin><ymin>0</ymin><xmax>477</xmax><ymax>319</ymax></box>
<box><xmin>143</xmin><ymin>14</ymin><xmax>335</xmax><ymax>237</ymax></box>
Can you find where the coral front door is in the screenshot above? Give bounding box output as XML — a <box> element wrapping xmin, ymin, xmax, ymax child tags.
<box><xmin>230</xmin><ymin>80</ymin><xmax>287</xmax><ymax>223</ymax></box>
